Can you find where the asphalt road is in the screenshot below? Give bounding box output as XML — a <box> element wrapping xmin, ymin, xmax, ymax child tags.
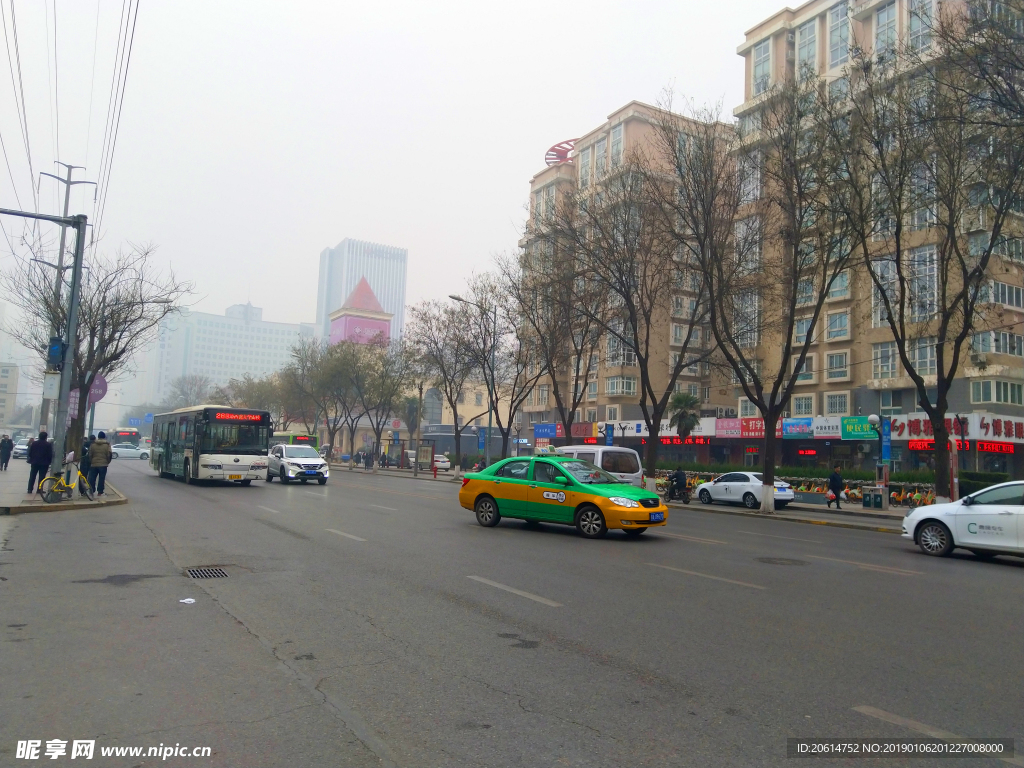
<box><xmin>2</xmin><ymin>460</ymin><xmax>1022</xmax><ymax>767</ymax></box>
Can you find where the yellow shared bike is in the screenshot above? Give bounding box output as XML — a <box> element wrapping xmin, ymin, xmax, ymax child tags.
<box><xmin>39</xmin><ymin>461</ymin><xmax>93</xmax><ymax>503</ymax></box>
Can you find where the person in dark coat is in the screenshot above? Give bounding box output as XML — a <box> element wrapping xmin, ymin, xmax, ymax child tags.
<box><xmin>26</xmin><ymin>431</ymin><xmax>53</xmax><ymax>494</ymax></box>
<box><xmin>364</xmin><ymin>451</ymin><xmax>372</xmax><ymax>471</ymax></box>
<box><xmin>79</xmin><ymin>435</ymin><xmax>95</xmax><ymax>495</ymax></box>
<box><xmin>827</xmin><ymin>463</ymin><xmax>844</xmax><ymax>510</ymax></box>
<box><xmin>0</xmin><ymin>434</ymin><xmax>13</xmax><ymax>470</ymax></box>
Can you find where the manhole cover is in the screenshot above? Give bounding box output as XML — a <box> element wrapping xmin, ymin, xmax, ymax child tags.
<box><xmin>185</xmin><ymin>567</ymin><xmax>229</xmax><ymax>579</ymax></box>
<box><xmin>755</xmin><ymin>557</ymin><xmax>809</xmax><ymax>566</ymax></box>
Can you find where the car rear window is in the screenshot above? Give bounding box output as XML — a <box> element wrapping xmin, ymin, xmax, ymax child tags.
<box><xmin>601</xmin><ymin>451</ymin><xmax>640</xmax><ymax>474</ymax></box>
<box><xmin>575</xmin><ymin>452</ymin><xmax>596</xmax><ymax>464</ymax></box>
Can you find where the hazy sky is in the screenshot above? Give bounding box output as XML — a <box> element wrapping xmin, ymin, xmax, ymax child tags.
<box><xmin>1</xmin><ymin>0</ymin><xmax>782</xmax><ymax>332</ymax></box>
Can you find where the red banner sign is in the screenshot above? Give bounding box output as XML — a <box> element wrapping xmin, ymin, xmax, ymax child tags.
<box><xmin>908</xmin><ymin>439</ymin><xmax>969</xmax><ymax>451</ymax></box>
<box><xmin>977</xmin><ymin>441</ymin><xmax>1015</xmax><ymax>454</ymax></box>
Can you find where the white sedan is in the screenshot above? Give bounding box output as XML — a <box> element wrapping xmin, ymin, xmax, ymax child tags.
<box><xmin>903</xmin><ymin>481</ymin><xmax>1024</xmax><ymax>558</ymax></box>
<box><xmin>695</xmin><ymin>471</ymin><xmax>795</xmax><ymax>509</ymax></box>
<box><xmin>433</xmin><ymin>455</ymin><xmax>451</xmax><ymax>471</ymax></box>
<box><xmin>111</xmin><ymin>443</ymin><xmax>149</xmax><ymax>459</ymax></box>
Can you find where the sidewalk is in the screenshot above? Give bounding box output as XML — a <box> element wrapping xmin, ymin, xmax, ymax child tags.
<box><xmin>666</xmin><ymin>499</ymin><xmax>904</xmax><ymax>533</ymax></box>
<box><xmin>0</xmin><ymin>459</ymin><xmax>127</xmax><ymax>514</ymax></box>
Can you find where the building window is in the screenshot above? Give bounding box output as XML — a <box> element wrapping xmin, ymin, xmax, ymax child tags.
<box><xmin>475</xmin><ymin>392</ymin><xmax>483</xmax><ymax>406</ymax></box>
<box><xmin>734</xmin><ymin>291</ymin><xmax>760</xmax><ymax>347</ymax></box>
<box><xmin>995</xmin><ymin>331</ymin><xmax>1024</xmax><ymax>356</ymax></box>
<box><xmin>908</xmin><ymin>246</ymin><xmax>937</xmax><ymax>321</ymax></box>
<box><xmin>605</xmin><ymin>376</ymin><xmax>636</xmax><ymax>396</ymax></box>
<box><xmin>688</xmin><ymin>383</ymin><xmax>700</xmax><ymax>398</ymax></box>
<box><xmin>993</xmin><ymin>280</ymin><xmax>1024</xmax><ymax>308</ymax></box>
<box><xmin>873</xmin><ymin>341</ymin><xmax>898</xmax><ymax>379</ymax></box>
<box><xmin>795</xmin><ymin>354</ymin><xmax>816</xmax><ymax>382</ymax></box>
<box><xmin>538</xmin><ymin>384</ymin><xmax>549</xmax><ymax>405</ymax></box>
<box><xmin>795</xmin><ymin>317</ymin><xmax>813</xmax><ymax>344</ymax></box>
<box><xmin>827</xmin><ymin>271</ymin><xmax>849</xmax><ymax>300</ymax></box>
<box><xmin>872</xmin><ymin>258</ymin><xmax>897</xmax><ymax>326</ymax></box>
<box><xmin>753</xmin><ymin>38</ymin><xmax>771</xmax><ymax>95</ymax></box>
<box><xmin>972</xmin><ymin>380</ymin><xmax>1024</xmax><ymax>405</ymax></box>
<box><xmin>796</xmin><ymin>277</ymin><xmax>815</xmax><ymax>306</ymax></box>
<box><xmin>826</xmin><ymin>311</ymin><xmax>849</xmax><ymax>340</ymax></box>
<box><xmin>595</xmin><ymin>138</ymin><xmax>607</xmax><ymax>178</ymax></box>
<box><xmin>579</xmin><ymin>146</ymin><xmax>591</xmax><ymax>189</ymax></box>
<box><xmin>610</xmin><ymin>125</ymin><xmax>623</xmax><ymax>168</ymax></box>
<box><xmin>826</xmin><ymin>351</ymin><xmax>849</xmax><ymax>379</ymax></box>
<box><xmin>544</xmin><ymin>185</ymin><xmax>555</xmax><ymax>221</ymax></box>
<box><xmin>740</xmin><ymin>397</ymin><xmax>758</xmax><ymax>417</ymax></box>
<box><xmin>585</xmin><ymin>408</ymin><xmax>598</xmax><ymax>422</ymax></box>
<box><xmin>672</xmin><ymin>323</ymin><xmax>685</xmax><ymax>345</ymax></box>
<box><xmin>909</xmin><ymin>0</ymin><xmax>932</xmax><ymax>51</ymax></box>
<box><xmin>880</xmin><ymin>390</ymin><xmax>901</xmax><ymax>416</ymax></box>
<box><xmin>797</xmin><ymin>19</ymin><xmax>816</xmax><ymax>78</ymax></box>
<box><xmin>735</xmin><ymin>216</ymin><xmax>762</xmax><ymax>271</ymax></box>
<box><xmin>908</xmin><ymin>337</ymin><xmax>937</xmax><ymax>375</ymax></box>
<box><xmin>972</xmin><ymin>331</ymin><xmax>993</xmax><ymax>353</ymax></box>
<box><xmin>825</xmin><ymin>391</ymin><xmax>849</xmax><ymax>416</ymax></box>
<box><xmin>875</xmin><ymin>1</ymin><xmax>897</xmax><ymax>60</ymax></box>
<box><xmin>739</xmin><ymin>151</ymin><xmax>761</xmax><ymax>204</ymax></box>
<box><xmin>606</xmin><ymin>405</ymin><xmax>619</xmax><ymax>421</ymax></box>
<box><xmin>793</xmin><ymin>394</ymin><xmax>815</xmax><ymax>416</ymax></box>
<box><xmin>588</xmin><ymin>381</ymin><xmax>597</xmax><ymax>400</ymax></box>
<box><xmin>829</xmin><ymin>2</ymin><xmax>849</xmax><ymax>67</ymax></box>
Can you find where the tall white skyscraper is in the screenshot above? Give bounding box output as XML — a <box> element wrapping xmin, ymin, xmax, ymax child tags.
<box><xmin>316</xmin><ymin>239</ymin><xmax>408</xmax><ymax>338</ymax></box>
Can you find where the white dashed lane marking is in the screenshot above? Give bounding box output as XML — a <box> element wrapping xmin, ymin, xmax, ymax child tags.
<box><xmin>646</xmin><ymin>563</ymin><xmax>767</xmax><ymax>590</ymax></box>
<box><xmin>738</xmin><ymin>530</ymin><xmax>821</xmax><ymax>543</ymax></box>
<box><xmin>258</xmin><ymin>506</ymin><xmax>280</xmax><ymax>514</ymax></box>
<box><xmin>326</xmin><ymin>528</ymin><xmax>367</xmax><ymax>542</ymax></box>
<box><xmin>466</xmin><ymin>576</ymin><xmax>562</xmax><ymax>607</ymax></box>
<box><xmin>808</xmin><ymin>555</ymin><xmax>921</xmax><ymax>576</ymax></box>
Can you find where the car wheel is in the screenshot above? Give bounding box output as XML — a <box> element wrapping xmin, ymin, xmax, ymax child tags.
<box><xmin>317</xmin><ymin>478</ymin><xmax>327</xmax><ymax>485</ymax></box>
<box><xmin>474</xmin><ymin>496</ymin><xmax>500</xmax><ymax>527</ymax></box>
<box><xmin>575</xmin><ymin>505</ymin><xmax>607</xmax><ymax>538</ymax></box>
<box><xmin>699</xmin><ymin>489</ymin><xmax>712</xmax><ymax>504</ymax></box>
<box><xmin>111</xmin><ymin>452</ymin><xmax>118</xmax><ymax>459</ymax></box>
<box><xmin>743</xmin><ymin>492</ymin><xmax>758</xmax><ymax>509</ymax></box>
<box><xmin>969</xmin><ymin>549</ymin><xmax>997</xmax><ymax>560</ymax></box>
<box><xmin>624</xmin><ymin>527</ymin><xmax>647</xmax><ymax>537</ymax></box>
<box><xmin>917</xmin><ymin>521</ymin><xmax>954</xmax><ymax>556</ymax></box>
<box><xmin>266</xmin><ymin>473</ymin><xmax>273</xmax><ymax>482</ymax></box>
<box><xmin>240</xmin><ymin>479</ymin><xmax>251</xmax><ymax>487</ymax></box>
<box><xmin>140</xmin><ymin>453</ymin><xmax>148</xmax><ymax>459</ymax></box>
<box><xmin>183</xmin><ymin>460</ymin><xmax>194</xmax><ymax>485</ymax></box>
<box><xmin>280</xmin><ymin>468</ymin><xmax>290</xmax><ymax>484</ymax></box>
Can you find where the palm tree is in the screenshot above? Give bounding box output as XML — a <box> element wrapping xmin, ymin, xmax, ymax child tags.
<box><xmin>667</xmin><ymin>392</ymin><xmax>701</xmax><ymax>439</ymax></box>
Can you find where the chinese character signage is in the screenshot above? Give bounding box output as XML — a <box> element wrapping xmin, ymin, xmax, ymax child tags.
<box><xmin>533</xmin><ymin>423</ymin><xmax>563</xmax><ymax>439</ymax></box>
<box><xmin>716</xmin><ymin>418</ymin><xmax>742</xmax><ymax>438</ymax></box>
<box><xmin>841</xmin><ymin>416</ymin><xmax>874</xmax><ymax>440</ymax></box>
<box><xmin>782</xmin><ymin>417</ymin><xmax>813</xmax><ymax>439</ymax></box>
<box><xmin>812</xmin><ymin>416</ymin><xmax>842</xmax><ymax>440</ymax></box>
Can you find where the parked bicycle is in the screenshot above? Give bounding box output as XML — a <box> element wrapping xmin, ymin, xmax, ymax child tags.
<box><xmin>39</xmin><ymin>460</ymin><xmax>93</xmax><ymax>503</ymax></box>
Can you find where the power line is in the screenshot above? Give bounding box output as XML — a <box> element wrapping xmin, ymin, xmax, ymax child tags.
<box><xmin>43</xmin><ymin>0</ymin><xmax>55</xmax><ymax>188</ymax></box>
<box><xmin>92</xmin><ymin>0</ymin><xmax>130</xmax><ymax>246</ymax></box>
<box><xmin>3</xmin><ymin>1</ymin><xmax>37</xmax><ymax>213</ymax></box>
<box><xmin>83</xmin><ymin>0</ymin><xmax>101</xmax><ymax>168</ymax></box>
<box><xmin>51</xmin><ymin>0</ymin><xmax>59</xmax><ymax>163</ymax></box>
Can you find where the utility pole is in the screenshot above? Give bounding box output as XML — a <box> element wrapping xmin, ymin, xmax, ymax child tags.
<box><xmin>37</xmin><ymin>163</ymin><xmax>96</xmax><ymax>432</ymax></box>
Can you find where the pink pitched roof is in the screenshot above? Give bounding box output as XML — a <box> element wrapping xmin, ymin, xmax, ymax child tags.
<box><xmin>341</xmin><ymin>277</ymin><xmax>385</xmax><ymax>313</ymax></box>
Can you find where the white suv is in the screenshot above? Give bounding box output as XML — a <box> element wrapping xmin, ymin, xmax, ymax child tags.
<box><xmin>268</xmin><ymin>444</ymin><xmax>329</xmax><ymax>485</ymax></box>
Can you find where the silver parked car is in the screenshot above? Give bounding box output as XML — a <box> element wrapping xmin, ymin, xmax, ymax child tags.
<box><xmin>111</xmin><ymin>443</ymin><xmax>149</xmax><ymax>459</ymax></box>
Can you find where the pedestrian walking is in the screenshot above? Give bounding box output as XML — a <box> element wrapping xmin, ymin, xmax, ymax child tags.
<box><xmin>26</xmin><ymin>431</ymin><xmax>53</xmax><ymax>495</ymax></box>
<box><xmin>87</xmin><ymin>431</ymin><xmax>113</xmax><ymax>497</ymax></box>
<box><xmin>461</xmin><ymin>454</ymin><xmax>468</xmax><ymax>473</ymax></box>
<box><xmin>79</xmin><ymin>434</ymin><xmax>95</xmax><ymax>496</ymax></box>
<box><xmin>827</xmin><ymin>463</ymin><xmax>844</xmax><ymax>510</ymax></box>
<box><xmin>364</xmin><ymin>451</ymin><xmax>372</xmax><ymax>471</ymax></box>
<box><xmin>0</xmin><ymin>434</ymin><xmax>13</xmax><ymax>470</ymax></box>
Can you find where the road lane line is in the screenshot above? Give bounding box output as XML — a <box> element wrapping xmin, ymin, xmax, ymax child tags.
<box><xmin>808</xmin><ymin>555</ymin><xmax>921</xmax><ymax>575</ymax></box>
<box><xmin>853</xmin><ymin>706</ymin><xmax>1024</xmax><ymax>766</ymax></box>
<box><xmin>304</xmin><ymin>491</ymin><xmax>325</xmax><ymax>497</ymax></box>
<box><xmin>659</xmin><ymin>532</ymin><xmax>728</xmax><ymax>544</ymax></box>
<box><xmin>646</xmin><ymin>563</ymin><xmax>766</xmax><ymax>590</ymax></box>
<box><xmin>370</xmin><ymin>505</ymin><xmax>397</xmax><ymax>511</ymax></box>
<box><xmin>258</xmin><ymin>506</ymin><xmax>281</xmax><ymax>515</ymax></box>
<box><xmin>466</xmin><ymin>576</ymin><xmax>562</xmax><ymax>607</ymax></box>
<box><xmin>329</xmin><ymin>479</ymin><xmax>451</xmax><ymax>500</ymax></box>
<box><xmin>326</xmin><ymin>528</ymin><xmax>366</xmax><ymax>542</ymax></box>
<box><xmin>739</xmin><ymin>530</ymin><xmax>821</xmax><ymax>543</ymax></box>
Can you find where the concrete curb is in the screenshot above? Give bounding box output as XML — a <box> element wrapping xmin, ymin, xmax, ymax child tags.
<box><xmin>1</xmin><ymin>482</ymin><xmax>129</xmax><ymax>515</ymax></box>
<box><xmin>666</xmin><ymin>501</ymin><xmax>902</xmax><ymax>534</ymax></box>
<box><xmin>328</xmin><ymin>464</ymin><xmax>462</xmax><ymax>484</ymax></box>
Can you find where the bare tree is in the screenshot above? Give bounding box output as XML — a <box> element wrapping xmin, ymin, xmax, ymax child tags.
<box><xmin>225</xmin><ymin>373</ymin><xmax>294</xmax><ymax>430</ymax></box>
<box><xmin>354</xmin><ymin>338</ymin><xmax>414</xmax><ymax>472</ymax></box>
<box><xmin>0</xmin><ymin>245</ymin><xmax>192</xmax><ymax>453</ymax></box>
<box><xmin>165</xmin><ymin>374</ymin><xmax>214</xmax><ymax>409</ymax></box>
<box><xmin>822</xmin><ymin>43</ymin><xmax>1024</xmax><ymax>499</ymax></box>
<box><xmin>408</xmin><ymin>301</ymin><xmax>487</xmax><ymax>477</ymax></box>
<box><xmin>547</xmin><ymin>151</ymin><xmax>711</xmax><ymax>477</ymax></box>
<box><xmin>282</xmin><ymin>337</ymin><xmax>332</xmax><ymax>437</ymax></box>
<box><xmin>658</xmin><ymin>84</ymin><xmax>857</xmax><ymax>512</ymax></box>
<box><xmin>461</xmin><ymin>273</ymin><xmax>544</xmax><ymax>458</ymax></box>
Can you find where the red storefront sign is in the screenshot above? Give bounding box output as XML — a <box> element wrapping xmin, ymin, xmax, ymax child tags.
<box><xmin>908</xmin><ymin>439</ymin><xmax>969</xmax><ymax>451</ymax></box>
<box><xmin>740</xmin><ymin>418</ymin><xmax>783</xmax><ymax>439</ymax></box>
<box><xmin>640</xmin><ymin>436</ymin><xmax>712</xmax><ymax>445</ymax></box>
<box><xmin>977</xmin><ymin>441</ymin><xmax>1015</xmax><ymax>454</ymax></box>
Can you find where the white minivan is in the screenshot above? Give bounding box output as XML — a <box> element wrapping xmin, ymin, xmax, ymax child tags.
<box><xmin>556</xmin><ymin>445</ymin><xmax>644</xmax><ymax>486</ymax></box>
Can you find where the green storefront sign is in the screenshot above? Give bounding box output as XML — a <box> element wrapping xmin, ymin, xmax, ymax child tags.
<box><xmin>841</xmin><ymin>416</ymin><xmax>874</xmax><ymax>440</ymax></box>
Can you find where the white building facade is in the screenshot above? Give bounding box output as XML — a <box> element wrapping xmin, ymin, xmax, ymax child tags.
<box><xmin>316</xmin><ymin>238</ymin><xmax>408</xmax><ymax>339</ymax></box>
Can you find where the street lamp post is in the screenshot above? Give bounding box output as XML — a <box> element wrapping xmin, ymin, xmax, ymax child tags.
<box><xmin>450</xmin><ymin>294</ymin><xmax>497</xmax><ymax>467</ymax></box>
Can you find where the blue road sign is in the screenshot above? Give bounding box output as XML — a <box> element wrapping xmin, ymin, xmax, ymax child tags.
<box><xmin>881</xmin><ymin>416</ymin><xmax>891</xmax><ymax>463</ymax></box>
<box><xmin>144</xmin><ymin>413</ymin><xmax>154</xmax><ymax>424</ymax></box>
<box><xmin>128</xmin><ymin>417</ymin><xmax>141</xmax><ymax>427</ymax></box>
<box><xmin>606</xmin><ymin>424</ymin><xmax>614</xmax><ymax>445</ymax></box>
<box><xmin>478</xmin><ymin>429</ymin><xmax>486</xmax><ymax>450</ymax></box>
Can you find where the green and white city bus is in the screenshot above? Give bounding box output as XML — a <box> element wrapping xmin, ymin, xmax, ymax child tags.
<box><xmin>150</xmin><ymin>405</ymin><xmax>271</xmax><ymax>485</ymax></box>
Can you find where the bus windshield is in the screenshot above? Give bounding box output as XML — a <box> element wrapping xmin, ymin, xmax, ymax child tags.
<box><xmin>200</xmin><ymin>423</ymin><xmax>269</xmax><ymax>455</ymax></box>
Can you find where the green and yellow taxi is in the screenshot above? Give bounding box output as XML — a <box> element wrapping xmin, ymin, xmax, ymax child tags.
<box><xmin>459</xmin><ymin>455</ymin><xmax>668</xmax><ymax>538</ymax></box>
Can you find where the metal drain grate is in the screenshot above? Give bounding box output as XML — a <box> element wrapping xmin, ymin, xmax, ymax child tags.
<box><xmin>186</xmin><ymin>567</ymin><xmax>229</xmax><ymax>579</ymax></box>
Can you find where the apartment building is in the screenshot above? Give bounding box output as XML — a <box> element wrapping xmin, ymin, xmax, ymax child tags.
<box><xmin>521</xmin><ymin>102</ymin><xmax>734</xmax><ymax>463</ymax></box>
<box><xmin>0</xmin><ymin>363</ymin><xmax>19</xmax><ymax>426</ymax></box>
<box><xmin>733</xmin><ymin>0</ymin><xmax>1024</xmax><ymax>475</ymax></box>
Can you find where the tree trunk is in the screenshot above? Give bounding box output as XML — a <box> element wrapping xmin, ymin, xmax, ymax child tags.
<box><xmin>933</xmin><ymin>419</ymin><xmax>952</xmax><ymax>501</ymax></box>
<box><xmin>453</xmin><ymin>428</ymin><xmax>462</xmax><ymax>479</ymax></box>
<box><xmin>759</xmin><ymin>415</ymin><xmax>778</xmax><ymax>514</ymax></box>
<box><xmin>645</xmin><ymin>421</ymin><xmax>661</xmax><ymax>483</ymax></box>
<box><xmin>500</xmin><ymin>430</ymin><xmax>510</xmax><ymax>459</ymax></box>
